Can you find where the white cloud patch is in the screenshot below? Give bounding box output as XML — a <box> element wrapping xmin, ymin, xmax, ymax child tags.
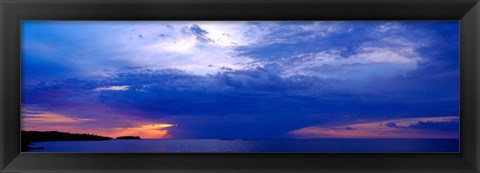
<box><xmin>94</xmin><ymin>85</ymin><xmax>130</xmax><ymax>91</ymax></box>
<box><xmin>282</xmin><ymin>48</ymin><xmax>422</xmax><ymax>80</ymax></box>
<box><xmin>376</xmin><ymin>23</ymin><xmax>400</xmax><ymax>33</ymax></box>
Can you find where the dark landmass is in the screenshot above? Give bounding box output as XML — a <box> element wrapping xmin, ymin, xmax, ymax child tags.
<box><xmin>116</xmin><ymin>136</ymin><xmax>141</xmax><ymax>140</ymax></box>
<box><xmin>219</xmin><ymin>139</ymin><xmax>259</xmax><ymax>141</ymax></box>
<box><xmin>22</xmin><ymin>131</ymin><xmax>112</xmax><ymax>152</ymax></box>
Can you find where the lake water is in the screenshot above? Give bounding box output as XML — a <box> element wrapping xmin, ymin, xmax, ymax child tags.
<box><xmin>28</xmin><ymin>139</ymin><xmax>459</xmax><ymax>152</ymax></box>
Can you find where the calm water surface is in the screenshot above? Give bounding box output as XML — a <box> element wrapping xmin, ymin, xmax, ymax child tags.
<box><xmin>28</xmin><ymin>139</ymin><xmax>459</xmax><ymax>152</ymax></box>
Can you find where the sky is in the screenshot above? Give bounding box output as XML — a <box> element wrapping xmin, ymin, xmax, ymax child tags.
<box><xmin>21</xmin><ymin>21</ymin><xmax>459</xmax><ymax>139</ymax></box>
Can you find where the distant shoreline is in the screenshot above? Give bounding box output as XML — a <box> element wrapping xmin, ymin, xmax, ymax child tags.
<box><xmin>116</xmin><ymin>136</ymin><xmax>141</xmax><ymax>140</ymax></box>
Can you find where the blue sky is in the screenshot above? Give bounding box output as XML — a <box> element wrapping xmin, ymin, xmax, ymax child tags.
<box><xmin>21</xmin><ymin>21</ymin><xmax>459</xmax><ymax>139</ymax></box>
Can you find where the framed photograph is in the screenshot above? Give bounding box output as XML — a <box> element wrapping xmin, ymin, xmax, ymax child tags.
<box><xmin>1</xmin><ymin>0</ymin><xmax>479</xmax><ymax>172</ymax></box>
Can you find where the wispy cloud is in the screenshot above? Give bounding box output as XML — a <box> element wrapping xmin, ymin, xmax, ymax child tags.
<box><xmin>289</xmin><ymin>116</ymin><xmax>459</xmax><ymax>138</ymax></box>
<box><xmin>22</xmin><ymin>111</ymin><xmax>95</xmax><ymax>124</ymax></box>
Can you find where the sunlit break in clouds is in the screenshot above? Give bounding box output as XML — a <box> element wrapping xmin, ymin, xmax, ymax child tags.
<box><xmin>21</xmin><ymin>21</ymin><xmax>459</xmax><ymax>140</ymax></box>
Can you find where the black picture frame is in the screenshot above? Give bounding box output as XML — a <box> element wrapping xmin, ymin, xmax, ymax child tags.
<box><xmin>1</xmin><ymin>0</ymin><xmax>479</xmax><ymax>172</ymax></box>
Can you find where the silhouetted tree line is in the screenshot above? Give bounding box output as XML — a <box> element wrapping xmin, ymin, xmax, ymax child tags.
<box><xmin>21</xmin><ymin>131</ymin><xmax>112</xmax><ymax>151</ymax></box>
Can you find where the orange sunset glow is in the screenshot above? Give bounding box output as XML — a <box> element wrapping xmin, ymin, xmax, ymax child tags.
<box><xmin>22</xmin><ymin>110</ymin><xmax>176</xmax><ymax>139</ymax></box>
<box><xmin>110</xmin><ymin>123</ymin><xmax>176</xmax><ymax>139</ymax></box>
